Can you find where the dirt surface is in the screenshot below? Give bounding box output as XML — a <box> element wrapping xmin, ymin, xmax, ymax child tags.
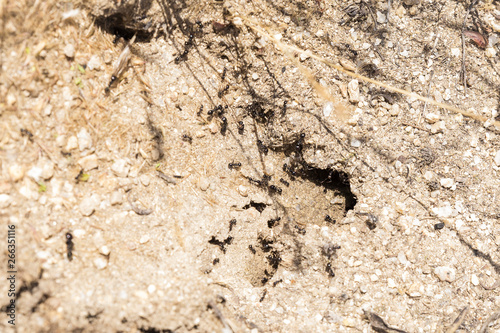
<box><xmin>1</xmin><ymin>0</ymin><xmax>500</xmax><ymax>332</ymax></box>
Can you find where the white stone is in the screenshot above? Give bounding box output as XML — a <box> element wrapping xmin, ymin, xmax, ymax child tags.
<box><xmin>110</xmin><ymin>191</ymin><xmax>123</xmax><ymax>205</ymax></box>
<box><xmin>471</xmin><ymin>274</ymin><xmax>479</xmax><ymax>286</ymax></box>
<box><xmin>8</xmin><ymin>164</ymin><xmax>25</xmax><ymax>182</ymax></box>
<box><xmin>139</xmin><ymin>174</ymin><xmax>151</xmax><ymax>186</ymax></box>
<box><xmin>99</xmin><ymin>245</ymin><xmax>110</xmax><ymax>256</ymax></box>
<box><xmin>111</xmin><ymin>159</ymin><xmax>130</xmax><ymax>177</ymax></box>
<box><xmin>232</xmin><ymin>17</ymin><xmax>243</xmax><ymax>26</ymax></box>
<box><xmin>347</xmin><ymin>79</ymin><xmax>360</xmax><ymax>103</ymax></box>
<box><xmin>80</xmin><ymin>194</ymin><xmax>99</xmax><ymax>216</ymax></box>
<box><xmin>27</xmin><ymin>166</ymin><xmax>43</xmax><ymax>182</ymax></box>
<box><xmin>376</xmin><ymin>11</ymin><xmax>386</xmax><ymax>23</ymax></box>
<box><xmin>390</xmin><ymin>104</ymin><xmax>400</xmax><ymax>116</ymax></box>
<box><xmin>94</xmin><ymin>257</ymin><xmax>108</xmax><ymax>269</ymax></box>
<box><xmin>425</xmin><ymin>113</ymin><xmax>440</xmax><ymax>124</ymax></box>
<box><xmin>451</xmin><ymin>48</ymin><xmax>461</xmax><ymax>57</ymax></box>
<box><xmin>251</xmin><ymin>73</ymin><xmax>259</xmax><ymax>80</ymax></box>
<box><xmin>41</xmin><ymin>161</ymin><xmax>55</xmax><ymax>180</ymax></box>
<box><xmin>64</xmin><ymin>44</ymin><xmax>75</xmax><ymax>58</ymax></box>
<box><xmin>440</xmin><ymin>178</ymin><xmax>454</xmax><ymax>189</ymax></box>
<box><xmin>0</xmin><ymin>194</ymin><xmax>11</xmax><ymax>209</ymax></box>
<box><xmin>77</xmin><ymin>128</ymin><xmax>92</xmax><ymax>151</ymax></box>
<box><xmin>494</xmin><ymin>150</ymin><xmax>500</xmax><ymax>166</ymax></box>
<box><xmin>299</xmin><ymin>53</ymin><xmax>310</xmax><ymax>61</ymax></box>
<box><xmin>77</xmin><ymin>154</ymin><xmax>98</xmax><ymax>171</ymax></box>
<box><xmin>388</xmin><ymin>278</ymin><xmax>396</xmax><ymax>288</ymax></box>
<box><xmin>350</xmin><ymin>138</ymin><xmax>361</xmax><ymax>147</ymax></box>
<box><xmin>199</xmin><ymin>177</ymin><xmax>210</xmax><ymax>191</ymax></box>
<box><xmin>485</xmin><ymin>47</ymin><xmax>496</xmax><ymax>58</ymax></box>
<box><xmin>65</xmin><ymin>135</ymin><xmax>78</xmax><ymax>151</ymax></box>
<box><xmin>434</xmin><ymin>266</ymin><xmax>456</xmax><ymax>282</ymax></box>
<box><xmin>139</xmin><ymin>235</ymin><xmax>150</xmax><ymax>244</ymax></box>
<box><xmin>87</xmin><ymin>55</ymin><xmax>101</xmax><ymax>71</ymax></box>
<box><xmin>238</xmin><ymin>185</ymin><xmax>248</xmax><ymax>197</ymax></box>
<box><xmin>432</xmin><ymin>205</ymin><xmax>453</xmax><ymax>218</ymax></box>
<box><xmin>323</xmin><ymin>102</ymin><xmax>334</xmax><ymax>117</ymax></box>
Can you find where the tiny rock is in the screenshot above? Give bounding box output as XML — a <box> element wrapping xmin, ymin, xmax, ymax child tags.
<box><xmin>0</xmin><ymin>194</ymin><xmax>11</xmax><ymax>209</ymax></box>
<box><xmin>111</xmin><ymin>159</ymin><xmax>130</xmax><ymax>178</ymax></box>
<box><xmin>80</xmin><ymin>195</ymin><xmax>99</xmax><ymax>216</ymax></box>
<box><xmin>389</xmin><ymin>104</ymin><xmax>400</xmax><ymax>116</ymax></box>
<box><xmin>376</xmin><ymin>11</ymin><xmax>386</xmax><ymax>24</ymax></box>
<box><xmin>27</xmin><ymin>166</ymin><xmax>43</xmax><ymax>182</ymax></box>
<box><xmin>494</xmin><ymin>150</ymin><xmax>500</xmax><ymax>167</ymax></box>
<box><xmin>350</xmin><ymin>138</ymin><xmax>361</xmax><ymax>148</ymax></box>
<box><xmin>299</xmin><ymin>53</ymin><xmax>310</xmax><ymax>62</ymax></box>
<box><xmin>41</xmin><ymin>161</ymin><xmax>55</xmax><ymax>180</ymax></box>
<box><xmin>77</xmin><ymin>154</ymin><xmax>99</xmax><ymax>171</ymax></box>
<box><xmin>430</xmin><ymin>121</ymin><xmax>445</xmax><ymax>134</ymax></box>
<box><xmin>471</xmin><ymin>274</ymin><xmax>479</xmax><ymax>286</ymax></box>
<box><xmin>199</xmin><ymin>177</ymin><xmax>210</xmax><ymax>191</ymax></box>
<box><xmin>110</xmin><ymin>191</ymin><xmax>123</xmax><ymax>205</ymax></box>
<box><xmin>434</xmin><ymin>266</ymin><xmax>456</xmax><ymax>282</ymax></box>
<box><xmin>139</xmin><ymin>174</ymin><xmax>151</xmax><ymax>187</ymax></box>
<box><xmin>99</xmin><ymin>245</ymin><xmax>110</xmax><ymax>256</ymax></box>
<box><xmin>339</xmin><ymin>58</ymin><xmax>356</xmax><ymax>72</ymax></box>
<box><xmin>238</xmin><ymin>185</ymin><xmax>248</xmax><ymax>197</ymax></box>
<box><xmin>440</xmin><ymin>178</ymin><xmax>454</xmax><ymax>189</ymax></box>
<box><xmin>65</xmin><ymin>135</ymin><xmax>78</xmax><ymax>151</ymax></box>
<box><xmin>77</xmin><ymin>128</ymin><xmax>92</xmax><ymax>151</ymax></box>
<box><xmin>64</xmin><ymin>44</ymin><xmax>75</xmax><ymax>58</ymax></box>
<box><xmin>425</xmin><ymin>113</ymin><xmax>440</xmax><ymax>124</ymax></box>
<box><xmin>347</xmin><ymin>79</ymin><xmax>360</xmax><ymax>103</ymax></box>
<box><xmin>208</xmin><ymin>122</ymin><xmax>218</xmax><ymax>134</ymax></box>
<box><xmin>8</xmin><ymin>164</ymin><xmax>25</xmax><ymax>182</ymax></box>
<box><xmin>323</xmin><ymin>102</ymin><xmax>334</xmax><ymax>118</ymax></box>
<box><xmin>94</xmin><ymin>257</ymin><xmax>108</xmax><ymax>270</ymax></box>
<box><xmin>87</xmin><ymin>55</ymin><xmax>101</xmax><ymax>71</ymax></box>
<box><xmin>252</xmin><ymin>73</ymin><xmax>259</xmax><ymax>81</ymax></box>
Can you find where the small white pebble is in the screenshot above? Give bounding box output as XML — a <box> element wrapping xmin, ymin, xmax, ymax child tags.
<box><xmin>388</xmin><ymin>278</ymin><xmax>396</xmax><ymax>288</ymax></box>
<box><xmin>64</xmin><ymin>44</ymin><xmax>75</xmax><ymax>58</ymax></box>
<box><xmin>238</xmin><ymin>185</ymin><xmax>248</xmax><ymax>197</ymax></box>
<box><xmin>147</xmin><ymin>284</ymin><xmax>156</xmax><ymax>294</ymax></box>
<box><xmin>494</xmin><ymin>150</ymin><xmax>500</xmax><ymax>167</ymax></box>
<box><xmin>425</xmin><ymin>113</ymin><xmax>440</xmax><ymax>124</ymax></box>
<box><xmin>139</xmin><ymin>235</ymin><xmax>150</xmax><ymax>244</ymax></box>
<box><xmin>471</xmin><ymin>274</ymin><xmax>479</xmax><ymax>286</ymax></box>
<box><xmin>252</xmin><ymin>73</ymin><xmax>259</xmax><ymax>81</ymax></box>
<box><xmin>440</xmin><ymin>178</ymin><xmax>454</xmax><ymax>189</ymax></box>
<box><xmin>94</xmin><ymin>257</ymin><xmax>108</xmax><ymax>269</ymax></box>
<box><xmin>199</xmin><ymin>177</ymin><xmax>210</xmax><ymax>191</ymax></box>
<box><xmin>434</xmin><ymin>266</ymin><xmax>456</xmax><ymax>282</ymax></box>
<box><xmin>8</xmin><ymin>164</ymin><xmax>25</xmax><ymax>182</ymax></box>
<box><xmin>99</xmin><ymin>245</ymin><xmax>110</xmax><ymax>256</ymax></box>
<box><xmin>77</xmin><ymin>128</ymin><xmax>92</xmax><ymax>151</ymax></box>
<box><xmin>111</xmin><ymin>159</ymin><xmax>130</xmax><ymax>178</ymax></box>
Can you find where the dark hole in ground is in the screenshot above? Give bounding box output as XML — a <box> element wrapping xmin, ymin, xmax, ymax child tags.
<box><xmin>291</xmin><ymin>165</ymin><xmax>357</xmax><ymax>213</ymax></box>
<box><xmin>94</xmin><ymin>14</ymin><xmax>156</xmax><ymax>42</ymax></box>
<box><xmin>139</xmin><ymin>327</ymin><xmax>173</xmax><ymax>333</ymax></box>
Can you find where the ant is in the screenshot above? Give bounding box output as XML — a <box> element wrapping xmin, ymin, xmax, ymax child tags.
<box><xmin>182</xmin><ymin>134</ymin><xmax>193</xmax><ymax>144</ymax></box>
<box><xmin>279</xmin><ymin>178</ymin><xmax>289</xmax><ymax>187</ymax></box>
<box><xmin>218</xmin><ymin>84</ymin><xmax>229</xmax><ymax>98</ymax></box>
<box><xmin>282</xmin><ymin>101</ymin><xmax>287</xmax><ymax>116</ymax></box>
<box><xmin>228</xmin><ymin>162</ymin><xmax>241</xmax><ymax>170</ymax></box>
<box><xmin>220</xmin><ymin>117</ymin><xmax>227</xmax><ymax>135</ymax></box>
<box><xmin>296</xmin><ymin>133</ymin><xmax>305</xmax><ymax>152</ymax></box>
<box><xmin>267</xmin><ymin>217</ymin><xmax>281</xmax><ymax>228</ymax></box>
<box><xmin>237</xmin><ymin>121</ymin><xmax>244</xmax><ymax>135</ymax></box>
<box><xmin>20</xmin><ymin>128</ymin><xmax>33</xmax><ymax>141</ymax></box>
<box><xmin>268</xmin><ymin>185</ymin><xmax>282</xmax><ymax>195</ymax></box>
<box><xmin>273</xmin><ymin>279</ymin><xmax>283</xmax><ymax>287</ymax></box>
<box><xmin>247</xmin><ymin>177</ymin><xmax>262</xmax><ymax>186</ymax></box>
<box><xmin>325</xmin><ymin>215</ymin><xmax>336</xmax><ymax>223</ymax></box>
<box><xmin>66</xmin><ymin>232</ymin><xmax>74</xmax><ymax>261</ymax></box>
<box><xmin>248</xmin><ymin>245</ymin><xmax>256</xmax><ymax>254</ymax></box>
<box><xmin>326</xmin><ymin>263</ymin><xmax>335</xmax><ymax>277</ymax></box>
<box><xmin>229</xmin><ymin>218</ymin><xmax>237</xmax><ymax>231</ymax></box>
<box><xmin>259</xmin><ymin>289</ymin><xmax>267</xmax><ymax>302</ymax></box>
<box><xmin>197</xmin><ymin>105</ymin><xmax>204</xmax><ymax>116</ymax></box>
<box><xmin>257</xmin><ymin>140</ymin><xmax>268</xmax><ymax>154</ymax></box>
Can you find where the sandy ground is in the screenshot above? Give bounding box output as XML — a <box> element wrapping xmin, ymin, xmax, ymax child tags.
<box><xmin>1</xmin><ymin>0</ymin><xmax>500</xmax><ymax>332</ymax></box>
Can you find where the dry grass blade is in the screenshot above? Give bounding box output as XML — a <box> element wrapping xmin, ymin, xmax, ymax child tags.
<box><xmin>445</xmin><ymin>306</ymin><xmax>469</xmax><ymax>333</ymax></box>
<box><xmin>363</xmin><ymin>310</ymin><xmax>407</xmax><ymax>333</ymax></box>
<box><xmin>240</xmin><ymin>16</ymin><xmax>500</xmax><ymax>129</ymax></box>
<box><xmin>479</xmin><ymin>309</ymin><xmax>500</xmax><ymax>333</ymax></box>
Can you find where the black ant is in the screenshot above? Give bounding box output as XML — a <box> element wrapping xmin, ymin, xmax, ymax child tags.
<box><xmin>257</xmin><ymin>140</ymin><xmax>268</xmax><ymax>154</ymax></box>
<box><xmin>273</xmin><ymin>279</ymin><xmax>283</xmax><ymax>287</ymax></box>
<box><xmin>197</xmin><ymin>105</ymin><xmax>204</xmax><ymax>116</ymax></box>
<box><xmin>221</xmin><ymin>67</ymin><xmax>227</xmax><ymax>80</ymax></box>
<box><xmin>325</xmin><ymin>215</ymin><xmax>336</xmax><ymax>223</ymax></box>
<box><xmin>220</xmin><ymin>117</ymin><xmax>227</xmax><ymax>135</ymax></box>
<box><xmin>282</xmin><ymin>101</ymin><xmax>287</xmax><ymax>116</ymax></box>
<box><xmin>182</xmin><ymin>134</ymin><xmax>193</xmax><ymax>144</ymax></box>
<box><xmin>267</xmin><ymin>217</ymin><xmax>281</xmax><ymax>228</ymax></box>
<box><xmin>20</xmin><ymin>128</ymin><xmax>33</xmax><ymax>141</ymax></box>
<box><xmin>269</xmin><ymin>185</ymin><xmax>282</xmax><ymax>195</ymax></box>
<box><xmin>213</xmin><ymin>258</ymin><xmax>220</xmax><ymax>265</ymax></box>
<box><xmin>326</xmin><ymin>263</ymin><xmax>335</xmax><ymax>277</ymax></box>
<box><xmin>228</xmin><ymin>162</ymin><xmax>241</xmax><ymax>170</ymax></box>
<box><xmin>66</xmin><ymin>232</ymin><xmax>74</xmax><ymax>261</ymax></box>
<box><xmin>259</xmin><ymin>289</ymin><xmax>267</xmax><ymax>302</ymax></box>
<box><xmin>247</xmin><ymin>177</ymin><xmax>262</xmax><ymax>186</ymax></box>
<box><xmin>248</xmin><ymin>245</ymin><xmax>256</xmax><ymax>254</ymax></box>
<box><xmin>229</xmin><ymin>219</ymin><xmax>237</xmax><ymax>231</ymax></box>
<box><xmin>218</xmin><ymin>84</ymin><xmax>229</xmax><ymax>98</ymax></box>
<box><xmin>294</xmin><ymin>225</ymin><xmax>306</xmax><ymax>235</ymax></box>
<box><xmin>279</xmin><ymin>178</ymin><xmax>289</xmax><ymax>187</ymax></box>
<box><xmin>296</xmin><ymin>133</ymin><xmax>305</xmax><ymax>152</ymax></box>
<box><xmin>237</xmin><ymin>121</ymin><xmax>244</xmax><ymax>135</ymax></box>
